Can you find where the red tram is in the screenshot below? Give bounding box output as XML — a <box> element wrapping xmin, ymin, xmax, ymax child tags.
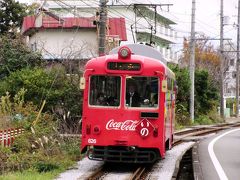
<box><xmin>81</xmin><ymin>44</ymin><xmax>176</xmax><ymax>163</ymax></box>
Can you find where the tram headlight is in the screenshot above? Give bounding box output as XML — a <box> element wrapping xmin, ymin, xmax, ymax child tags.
<box><xmin>118</xmin><ymin>46</ymin><xmax>131</xmax><ymax>59</ymax></box>
<box><xmin>93</xmin><ymin>125</ymin><xmax>101</xmax><ymax>135</ymax></box>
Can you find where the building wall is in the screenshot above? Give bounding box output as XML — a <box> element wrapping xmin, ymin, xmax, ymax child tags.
<box><xmin>27</xmin><ymin>29</ymin><xmax>98</xmax><ymax>59</ymax></box>
<box><xmin>223</xmin><ymin>43</ymin><xmax>237</xmax><ymax>98</ymax></box>
<box><xmin>224</xmin><ymin>58</ymin><xmax>236</xmax><ymax>97</ymax></box>
<box><xmin>107</xmin><ymin>7</ymin><xmax>178</xmax><ymax>63</ymax></box>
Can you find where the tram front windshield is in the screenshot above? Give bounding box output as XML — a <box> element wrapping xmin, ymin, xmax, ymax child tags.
<box><xmin>89</xmin><ymin>75</ymin><xmax>159</xmax><ymax>108</ymax></box>
<box><xmin>125</xmin><ymin>76</ymin><xmax>159</xmax><ymax>108</ymax></box>
<box><xmin>89</xmin><ymin>75</ymin><xmax>121</xmax><ymax>107</ymax></box>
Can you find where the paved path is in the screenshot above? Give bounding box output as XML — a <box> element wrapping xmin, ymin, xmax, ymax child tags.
<box><xmin>198</xmin><ymin>128</ymin><xmax>240</xmax><ymax>180</ymax></box>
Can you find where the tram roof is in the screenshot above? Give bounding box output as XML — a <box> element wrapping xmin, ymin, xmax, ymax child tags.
<box><xmin>85</xmin><ymin>45</ymin><xmax>175</xmax><ymax>79</ymax></box>
<box><xmin>110</xmin><ymin>44</ymin><xmax>167</xmax><ymax>65</ymax></box>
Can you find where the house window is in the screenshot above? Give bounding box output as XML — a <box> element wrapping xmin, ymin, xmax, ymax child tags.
<box><xmin>230</xmin><ymin>59</ymin><xmax>234</xmax><ymax>66</ymax></box>
<box><xmin>31</xmin><ymin>42</ymin><xmax>37</xmax><ymax>51</ymax></box>
<box><xmin>232</xmin><ymin>72</ymin><xmax>237</xmax><ymax>78</ymax></box>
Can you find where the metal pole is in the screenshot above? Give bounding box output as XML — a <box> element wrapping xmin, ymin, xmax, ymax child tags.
<box><xmin>98</xmin><ymin>0</ymin><xmax>108</xmax><ymax>56</ymax></box>
<box><xmin>220</xmin><ymin>0</ymin><xmax>225</xmax><ymax>119</ymax></box>
<box><xmin>190</xmin><ymin>0</ymin><xmax>196</xmax><ymax>122</ymax></box>
<box><xmin>236</xmin><ymin>0</ymin><xmax>240</xmax><ymax>117</ymax></box>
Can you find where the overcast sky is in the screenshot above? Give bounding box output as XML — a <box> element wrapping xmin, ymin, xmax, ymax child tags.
<box><xmin>169</xmin><ymin>0</ymin><xmax>238</xmax><ymax>48</ymax></box>
<box><xmin>18</xmin><ymin>0</ymin><xmax>238</xmax><ymax>47</ymax></box>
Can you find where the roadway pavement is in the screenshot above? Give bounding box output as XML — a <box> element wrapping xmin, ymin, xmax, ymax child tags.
<box><xmin>196</xmin><ymin>126</ymin><xmax>240</xmax><ymax>180</ymax></box>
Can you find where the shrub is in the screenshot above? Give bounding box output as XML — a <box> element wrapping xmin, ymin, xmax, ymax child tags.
<box><xmin>194</xmin><ymin>115</ymin><xmax>213</xmax><ymax>125</ymax></box>
<box><xmin>0</xmin><ymin>67</ymin><xmax>83</xmax><ymax>133</ymax></box>
<box><xmin>169</xmin><ymin>64</ymin><xmax>220</xmax><ymax>126</ymax></box>
<box><xmin>59</xmin><ymin>137</ymin><xmax>81</xmax><ymax>160</ymax></box>
<box><xmin>35</xmin><ymin>162</ymin><xmax>59</xmax><ymax>173</ymax></box>
<box><xmin>0</xmin><ymin>34</ymin><xmax>42</xmax><ymax>79</ymax></box>
<box><xmin>0</xmin><ymin>90</ymin><xmax>80</xmax><ymax>175</ymax></box>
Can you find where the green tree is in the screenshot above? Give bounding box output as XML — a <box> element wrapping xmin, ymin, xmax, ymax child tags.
<box><xmin>169</xmin><ymin>64</ymin><xmax>220</xmax><ymax>125</ymax></box>
<box><xmin>169</xmin><ymin>65</ymin><xmax>190</xmax><ymax>124</ymax></box>
<box><xmin>0</xmin><ymin>34</ymin><xmax>42</xmax><ymax>79</ymax></box>
<box><xmin>0</xmin><ymin>0</ymin><xmax>27</xmax><ymax>34</ymax></box>
<box><xmin>195</xmin><ymin>69</ymin><xmax>219</xmax><ymax>115</ymax></box>
<box><xmin>180</xmin><ymin>34</ymin><xmax>220</xmax><ymax>85</ymax></box>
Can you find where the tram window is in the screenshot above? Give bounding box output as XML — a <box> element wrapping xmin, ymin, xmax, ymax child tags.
<box><xmin>167</xmin><ymin>78</ymin><xmax>173</xmax><ymax>91</ymax></box>
<box><xmin>89</xmin><ymin>76</ymin><xmax>121</xmax><ymax>107</ymax></box>
<box><xmin>125</xmin><ymin>76</ymin><xmax>159</xmax><ymax>108</ymax></box>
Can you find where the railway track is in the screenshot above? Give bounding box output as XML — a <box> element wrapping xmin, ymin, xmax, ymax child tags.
<box><xmin>85</xmin><ymin>122</ymin><xmax>240</xmax><ymax>180</ymax></box>
<box><xmin>87</xmin><ymin>164</ymin><xmax>152</xmax><ymax>180</ymax></box>
<box><xmin>173</xmin><ymin>122</ymin><xmax>240</xmax><ymax>146</ymax></box>
<box><xmin>174</xmin><ymin>122</ymin><xmax>240</xmax><ymax>136</ymax></box>
<box><xmin>129</xmin><ymin>165</ymin><xmax>154</xmax><ymax>180</ymax></box>
<box><xmin>87</xmin><ymin>164</ymin><xmax>111</xmax><ymax>180</ymax></box>
<box><xmin>87</xmin><ymin>166</ymin><xmax>107</xmax><ymax>180</ymax></box>
<box><xmin>130</xmin><ymin>166</ymin><xmax>146</xmax><ymax>180</ymax></box>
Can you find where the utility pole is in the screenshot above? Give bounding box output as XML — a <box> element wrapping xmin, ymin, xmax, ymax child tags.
<box><xmin>98</xmin><ymin>0</ymin><xmax>108</xmax><ymax>56</ymax></box>
<box><xmin>220</xmin><ymin>0</ymin><xmax>225</xmax><ymax>119</ymax></box>
<box><xmin>236</xmin><ymin>0</ymin><xmax>240</xmax><ymax>117</ymax></box>
<box><xmin>189</xmin><ymin>0</ymin><xmax>196</xmax><ymax>122</ymax></box>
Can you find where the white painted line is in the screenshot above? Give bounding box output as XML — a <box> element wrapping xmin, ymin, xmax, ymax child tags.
<box><xmin>208</xmin><ymin>128</ymin><xmax>240</xmax><ymax>180</ymax></box>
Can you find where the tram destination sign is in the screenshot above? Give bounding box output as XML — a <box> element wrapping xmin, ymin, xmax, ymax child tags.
<box><xmin>107</xmin><ymin>62</ymin><xmax>141</xmax><ymax>71</ymax></box>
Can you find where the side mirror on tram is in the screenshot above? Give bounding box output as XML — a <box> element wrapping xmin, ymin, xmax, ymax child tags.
<box><xmin>162</xmin><ymin>80</ymin><xmax>167</xmax><ymax>93</ymax></box>
<box><xmin>80</xmin><ymin>77</ymin><xmax>85</xmax><ymax>90</ymax></box>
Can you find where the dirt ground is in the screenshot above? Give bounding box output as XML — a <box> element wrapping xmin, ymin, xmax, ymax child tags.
<box><xmin>225</xmin><ymin>117</ymin><xmax>240</xmax><ymax>123</ymax></box>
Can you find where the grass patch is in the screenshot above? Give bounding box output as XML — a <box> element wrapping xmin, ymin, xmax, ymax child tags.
<box><xmin>193</xmin><ymin>112</ymin><xmax>223</xmax><ymax>125</ymax></box>
<box><xmin>0</xmin><ymin>168</ymin><xmax>67</xmax><ymax>180</ymax></box>
<box><xmin>175</xmin><ymin>123</ymin><xmax>185</xmax><ymax>130</ymax></box>
<box><xmin>0</xmin><ymin>159</ymin><xmax>77</xmax><ymax>180</ymax></box>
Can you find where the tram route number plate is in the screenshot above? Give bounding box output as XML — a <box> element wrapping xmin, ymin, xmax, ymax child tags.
<box><xmin>88</xmin><ymin>138</ymin><xmax>97</xmax><ymax>144</ymax></box>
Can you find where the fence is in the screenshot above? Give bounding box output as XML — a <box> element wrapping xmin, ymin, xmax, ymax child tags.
<box><xmin>0</xmin><ymin>128</ymin><xmax>24</xmax><ymax>147</ymax></box>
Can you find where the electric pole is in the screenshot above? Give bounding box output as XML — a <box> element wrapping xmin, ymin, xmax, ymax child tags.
<box><xmin>220</xmin><ymin>0</ymin><xmax>225</xmax><ymax>119</ymax></box>
<box><xmin>236</xmin><ymin>0</ymin><xmax>240</xmax><ymax>117</ymax></box>
<box><xmin>190</xmin><ymin>0</ymin><xmax>196</xmax><ymax>122</ymax></box>
<box><xmin>98</xmin><ymin>0</ymin><xmax>108</xmax><ymax>56</ymax></box>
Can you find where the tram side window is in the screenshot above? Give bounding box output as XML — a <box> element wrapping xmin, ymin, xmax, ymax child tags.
<box><xmin>167</xmin><ymin>78</ymin><xmax>173</xmax><ymax>91</ymax></box>
<box><xmin>125</xmin><ymin>76</ymin><xmax>159</xmax><ymax>108</ymax></box>
<box><xmin>89</xmin><ymin>76</ymin><xmax>121</xmax><ymax>107</ymax></box>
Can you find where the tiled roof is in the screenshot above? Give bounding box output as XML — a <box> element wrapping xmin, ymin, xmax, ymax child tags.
<box><xmin>21</xmin><ymin>15</ymin><xmax>127</xmax><ymax>41</ymax></box>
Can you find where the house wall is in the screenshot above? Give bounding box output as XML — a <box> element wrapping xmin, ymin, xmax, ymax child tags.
<box><xmin>27</xmin><ymin>29</ymin><xmax>98</xmax><ymax>59</ymax></box>
<box><xmin>224</xmin><ymin>59</ymin><xmax>236</xmax><ymax>97</ymax></box>
<box><xmin>39</xmin><ymin>1</ymin><xmax>178</xmax><ymax>63</ymax></box>
<box><xmin>223</xmin><ymin>43</ymin><xmax>237</xmax><ymax>98</ymax></box>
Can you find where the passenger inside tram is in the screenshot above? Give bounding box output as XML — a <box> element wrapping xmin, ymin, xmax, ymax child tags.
<box><xmin>96</xmin><ymin>92</ymin><xmax>107</xmax><ymax>105</ymax></box>
<box><xmin>126</xmin><ymin>84</ymin><xmax>141</xmax><ymax>107</ymax></box>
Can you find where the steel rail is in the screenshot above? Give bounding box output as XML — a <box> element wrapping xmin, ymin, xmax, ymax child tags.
<box><xmin>86</xmin><ymin>166</ymin><xmax>107</xmax><ymax>180</ymax></box>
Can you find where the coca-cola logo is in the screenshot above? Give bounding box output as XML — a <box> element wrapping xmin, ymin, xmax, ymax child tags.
<box><xmin>106</xmin><ymin>119</ymin><xmax>138</xmax><ymax>131</ymax></box>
